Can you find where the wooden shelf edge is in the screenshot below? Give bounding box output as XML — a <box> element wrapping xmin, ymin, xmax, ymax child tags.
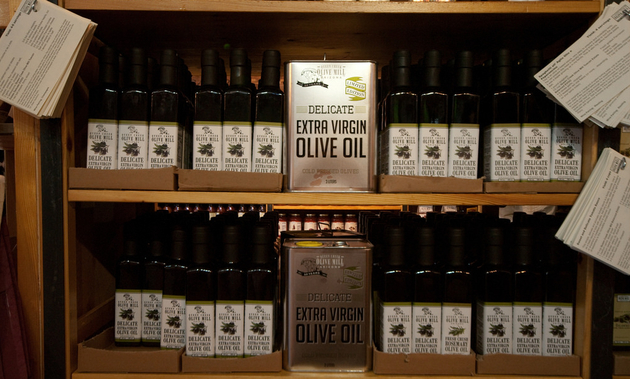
<box><xmin>71</xmin><ymin>373</ymin><xmax>584</xmax><ymax>379</ymax></box>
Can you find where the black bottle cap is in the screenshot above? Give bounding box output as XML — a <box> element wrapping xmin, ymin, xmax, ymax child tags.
<box><xmin>222</xmin><ymin>223</ymin><xmax>243</xmax><ymax>264</ymax></box>
<box><xmin>391</xmin><ymin>50</ymin><xmax>412</xmax><ymax>88</ymax></box>
<box><xmin>229</xmin><ymin>48</ymin><xmax>250</xmax><ymax>87</ymax></box>
<box><xmin>123</xmin><ymin>220</ymin><xmax>142</xmax><ymax>257</ymax></box>
<box><xmin>422</xmin><ymin>50</ymin><xmax>441</xmax><ymax>89</ymax></box>
<box><xmin>493</xmin><ymin>48</ymin><xmax>512</xmax><ymax>88</ymax></box>
<box><xmin>455</xmin><ymin>50</ymin><xmax>474</xmax><ymax>89</ymax></box>
<box><xmin>513</xmin><ymin>225</ymin><xmax>535</xmax><ymax>266</ymax></box>
<box><xmin>158</xmin><ymin>49</ymin><xmax>179</xmax><ymax>88</ymax></box>
<box><xmin>413</xmin><ymin>225</ymin><xmax>436</xmax><ymax>266</ymax></box>
<box><xmin>170</xmin><ymin>224</ymin><xmax>189</xmax><ymax>261</ymax></box>
<box><xmin>250</xmin><ymin>222</ymin><xmax>275</xmax><ymax>265</ymax></box>
<box><xmin>127</xmin><ymin>48</ymin><xmax>147</xmax><ymax>87</ymax></box>
<box><xmin>384</xmin><ymin>225</ymin><xmax>406</xmax><ymax>266</ymax></box>
<box><xmin>446</xmin><ymin>225</ymin><xmax>466</xmax><ymax>266</ymax></box>
<box><xmin>99</xmin><ymin>46</ymin><xmax>119</xmax><ymax>87</ymax></box>
<box><xmin>484</xmin><ymin>225</ymin><xmax>505</xmax><ymax>265</ymax></box>
<box><xmin>191</xmin><ymin>224</ymin><xmax>212</xmax><ymax>265</ymax></box>
<box><xmin>524</xmin><ymin>49</ymin><xmax>543</xmax><ymax>88</ymax></box>
<box><xmin>259</xmin><ymin>50</ymin><xmax>281</xmax><ymax>88</ymax></box>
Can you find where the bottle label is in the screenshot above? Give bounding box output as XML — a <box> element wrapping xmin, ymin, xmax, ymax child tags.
<box><xmin>186</xmin><ymin>301</ymin><xmax>215</xmax><ymax>357</ymax></box>
<box><xmin>160</xmin><ymin>295</ymin><xmax>186</xmax><ymax>349</ymax></box>
<box><xmin>447</xmin><ymin>124</ymin><xmax>479</xmax><ymax>179</ymax></box>
<box><xmin>412</xmin><ymin>302</ymin><xmax>441</xmax><ymax>354</ymax></box>
<box><xmin>215</xmin><ymin>300</ymin><xmax>245</xmax><ymax>357</ymax></box>
<box><xmin>223</xmin><ymin>122</ymin><xmax>252</xmax><ymax>172</ymax></box>
<box><xmin>114</xmin><ymin>289</ymin><xmax>141</xmax><ymax>343</ymax></box>
<box><xmin>87</xmin><ymin>119</ymin><xmax>118</xmax><ymax>169</ymax></box>
<box><xmin>117</xmin><ymin>121</ymin><xmax>149</xmax><ymax>169</ymax></box>
<box><xmin>520</xmin><ymin>123</ymin><xmax>551</xmax><ymax>182</ymax></box>
<box><xmin>253</xmin><ymin>122</ymin><xmax>283</xmax><ymax>173</ymax></box>
<box><xmin>379</xmin><ymin>301</ymin><xmax>412</xmax><ymax>354</ymax></box>
<box><xmin>149</xmin><ymin>121</ymin><xmax>182</xmax><ymax>168</ymax></box>
<box><xmin>614</xmin><ymin>293</ymin><xmax>630</xmax><ymax>346</ymax></box>
<box><xmin>193</xmin><ymin>121</ymin><xmax>222</xmax><ymax>171</ymax></box>
<box><xmin>344</xmin><ymin>221</ymin><xmax>358</xmax><ymax>232</ymax></box>
<box><xmin>476</xmin><ymin>302</ymin><xmax>513</xmax><ymax>355</ymax></box>
<box><xmin>289</xmin><ymin>220</ymin><xmax>302</xmax><ymax>231</ymax></box>
<box><xmin>483</xmin><ymin>123</ymin><xmax>521</xmax><ymax>181</ymax></box>
<box><xmin>513</xmin><ymin>302</ymin><xmax>543</xmax><ymax>355</ymax></box>
<box><xmin>542</xmin><ymin>302</ymin><xmax>573</xmax><ymax>356</ymax></box>
<box><xmin>550</xmin><ymin>123</ymin><xmax>582</xmax><ymax>182</ymax></box>
<box><xmin>418</xmin><ymin>123</ymin><xmax>449</xmax><ymax>177</ymax></box>
<box><xmin>244</xmin><ymin>300</ymin><xmax>274</xmax><ymax>357</ymax></box>
<box><xmin>382</xmin><ymin>123</ymin><xmax>418</xmax><ymax>176</ymax></box>
<box><xmin>278</xmin><ymin>220</ymin><xmax>288</xmax><ymax>233</ymax></box>
<box><xmin>441</xmin><ymin>303</ymin><xmax>472</xmax><ymax>355</ymax></box>
<box><xmin>303</xmin><ymin>220</ymin><xmax>318</xmax><ymax>230</ymax></box>
<box><xmin>141</xmin><ymin>290</ymin><xmax>162</xmax><ymax>344</ymax></box>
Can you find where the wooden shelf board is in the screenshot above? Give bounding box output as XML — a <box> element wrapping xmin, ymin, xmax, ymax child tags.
<box><xmin>72</xmin><ymin>373</ymin><xmax>583</xmax><ymax>379</ymax></box>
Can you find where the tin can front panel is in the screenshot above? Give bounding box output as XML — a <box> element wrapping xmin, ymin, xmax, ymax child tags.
<box><xmin>283</xmin><ymin>240</ymin><xmax>372</xmax><ymax>372</ymax></box>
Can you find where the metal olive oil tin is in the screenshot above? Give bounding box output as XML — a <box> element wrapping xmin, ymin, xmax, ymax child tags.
<box><xmin>282</xmin><ymin>235</ymin><xmax>372</xmax><ymax>371</ymax></box>
<box><xmin>285</xmin><ymin>60</ymin><xmax>378</xmax><ymax>192</ymax></box>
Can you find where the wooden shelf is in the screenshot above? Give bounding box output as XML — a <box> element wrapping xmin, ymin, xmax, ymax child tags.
<box><xmin>71</xmin><ymin>372</ymin><xmax>583</xmax><ymax>379</ymax></box>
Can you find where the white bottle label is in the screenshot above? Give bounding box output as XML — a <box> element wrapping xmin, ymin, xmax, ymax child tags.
<box><xmin>117</xmin><ymin>121</ymin><xmax>149</xmax><ymax>169</ymax></box>
<box><xmin>441</xmin><ymin>303</ymin><xmax>472</xmax><ymax>355</ymax></box>
<box><xmin>382</xmin><ymin>123</ymin><xmax>418</xmax><ymax>176</ymax></box>
<box><xmin>223</xmin><ymin>122</ymin><xmax>252</xmax><ymax>172</ymax></box>
<box><xmin>484</xmin><ymin>123</ymin><xmax>521</xmax><ymax>181</ymax></box>
<box><xmin>160</xmin><ymin>295</ymin><xmax>186</xmax><ymax>349</ymax></box>
<box><xmin>379</xmin><ymin>302</ymin><xmax>412</xmax><ymax>354</ymax></box>
<box><xmin>253</xmin><ymin>122</ymin><xmax>283</xmax><ymax>173</ymax></box>
<box><xmin>520</xmin><ymin>123</ymin><xmax>551</xmax><ymax>181</ymax></box>
<box><xmin>476</xmin><ymin>302</ymin><xmax>513</xmax><ymax>355</ymax></box>
<box><xmin>412</xmin><ymin>303</ymin><xmax>441</xmax><ymax>354</ymax></box>
<box><xmin>303</xmin><ymin>220</ymin><xmax>318</xmax><ymax>230</ymax></box>
<box><xmin>513</xmin><ymin>302</ymin><xmax>543</xmax><ymax>355</ymax></box>
<box><xmin>215</xmin><ymin>301</ymin><xmax>245</xmax><ymax>357</ymax></box>
<box><xmin>114</xmin><ymin>289</ymin><xmax>141</xmax><ymax>343</ymax></box>
<box><xmin>193</xmin><ymin>121</ymin><xmax>222</xmax><ymax>171</ymax></box>
<box><xmin>244</xmin><ymin>301</ymin><xmax>274</xmax><ymax>357</ymax></box>
<box><xmin>447</xmin><ymin>124</ymin><xmax>479</xmax><ymax>179</ymax></box>
<box><xmin>141</xmin><ymin>290</ymin><xmax>162</xmax><ymax>344</ymax></box>
<box><xmin>418</xmin><ymin>123</ymin><xmax>449</xmax><ymax>177</ymax></box>
<box><xmin>149</xmin><ymin>122</ymin><xmax>181</xmax><ymax>168</ymax></box>
<box><xmin>186</xmin><ymin>301</ymin><xmax>215</xmax><ymax>357</ymax></box>
<box><xmin>87</xmin><ymin>119</ymin><xmax>118</xmax><ymax>169</ymax></box>
<box><xmin>551</xmin><ymin>124</ymin><xmax>582</xmax><ymax>181</ymax></box>
<box><xmin>543</xmin><ymin>303</ymin><xmax>573</xmax><ymax>356</ymax></box>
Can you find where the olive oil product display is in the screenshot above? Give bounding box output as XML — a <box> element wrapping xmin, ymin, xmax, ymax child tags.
<box><xmin>483</xmin><ymin>49</ymin><xmax>521</xmax><ymax>182</ymax></box>
<box><xmin>520</xmin><ymin>50</ymin><xmax>552</xmax><ymax>182</ymax></box>
<box><xmin>448</xmin><ymin>51</ymin><xmax>480</xmax><ymax>179</ymax></box>
<box><xmin>253</xmin><ymin>50</ymin><xmax>284</xmax><ymax>173</ymax></box>
<box><xmin>193</xmin><ymin>49</ymin><xmax>223</xmax><ymax>171</ymax></box>
<box><xmin>160</xmin><ymin>223</ymin><xmax>189</xmax><ymax>349</ymax></box>
<box><xmin>223</xmin><ymin>48</ymin><xmax>253</xmax><ymax>172</ymax></box>
<box><xmin>418</xmin><ymin>50</ymin><xmax>449</xmax><ymax>177</ymax></box>
<box><xmin>115</xmin><ymin>220</ymin><xmax>143</xmax><ymax>346</ymax></box>
<box><xmin>87</xmin><ymin>46</ymin><xmax>119</xmax><ymax>169</ymax></box>
<box><xmin>381</xmin><ymin>50</ymin><xmax>419</xmax><ymax>176</ymax></box>
<box><xmin>118</xmin><ymin>48</ymin><xmax>150</xmax><ymax>169</ymax></box>
<box><xmin>551</xmin><ymin>103</ymin><xmax>583</xmax><ymax>181</ymax></box>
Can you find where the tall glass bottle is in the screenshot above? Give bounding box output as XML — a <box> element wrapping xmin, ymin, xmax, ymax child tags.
<box><xmin>160</xmin><ymin>223</ymin><xmax>189</xmax><ymax>349</ymax></box>
<box><xmin>418</xmin><ymin>50</ymin><xmax>449</xmax><ymax>177</ymax></box>
<box><xmin>87</xmin><ymin>46</ymin><xmax>119</xmax><ymax>169</ymax></box>
<box><xmin>448</xmin><ymin>51</ymin><xmax>480</xmax><ymax>179</ymax></box>
<box><xmin>223</xmin><ymin>48</ymin><xmax>253</xmax><ymax>172</ymax></box>
<box><xmin>253</xmin><ymin>50</ymin><xmax>284</xmax><ymax>174</ymax></box>
<box><xmin>551</xmin><ymin>103</ymin><xmax>583</xmax><ymax>182</ymax></box>
<box><xmin>185</xmin><ymin>222</ymin><xmax>216</xmax><ymax>357</ymax></box>
<box><xmin>381</xmin><ymin>50</ymin><xmax>418</xmax><ymax>176</ymax></box>
<box><xmin>483</xmin><ymin>49</ymin><xmax>521</xmax><ymax>182</ymax></box>
<box><xmin>193</xmin><ymin>49</ymin><xmax>223</xmax><ymax>171</ymax></box>
<box><xmin>115</xmin><ymin>220</ymin><xmax>143</xmax><ymax>346</ymax></box>
<box><xmin>118</xmin><ymin>48</ymin><xmax>150</xmax><ymax>169</ymax></box>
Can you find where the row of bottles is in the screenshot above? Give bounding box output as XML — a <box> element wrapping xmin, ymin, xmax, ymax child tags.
<box><xmin>280</xmin><ymin>212</ymin><xmax>358</xmax><ymax>233</ymax></box>
<box><xmin>366</xmin><ymin>210</ymin><xmax>576</xmax><ymax>356</ymax></box>
<box><xmin>114</xmin><ymin>209</ymin><xmax>279</xmax><ymax>357</ymax></box>
<box><xmin>87</xmin><ymin>47</ymin><xmax>284</xmax><ymax>173</ymax></box>
<box><xmin>379</xmin><ymin>48</ymin><xmax>583</xmax><ymax>182</ymax></box>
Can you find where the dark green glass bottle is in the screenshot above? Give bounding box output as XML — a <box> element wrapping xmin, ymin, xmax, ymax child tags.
<box><xmin>115</xmin><ymin>220</ymin><xmax>143</xmax><ymax>346</ymax></box>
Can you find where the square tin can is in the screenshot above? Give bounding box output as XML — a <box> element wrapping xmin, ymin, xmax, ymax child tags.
<box><xmin>285</xmin><ymin>60</ymin><xmax>378</xmax><ymax>192</ymax></box>
<box><xmin>282</xmin><ymin>233</ymin><xmax>372</xmax><ymax>371</ymax></box>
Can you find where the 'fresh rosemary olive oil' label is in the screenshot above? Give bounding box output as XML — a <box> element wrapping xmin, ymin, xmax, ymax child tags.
<box><xmin>520</xmin><ymin>123</ymin><xmax>551</xmax><ymax>182</ymax></box>
<box><xmin>483</xmin><ymin>123</ymin><xmax>521</xmax><ymax>181</ymax></box>
<box><xmin>87</xmin><ymin>119</ymin><xmax>118</xmax><ymax>169</ymax></box>
<box><xmin>379</xmin><ymin>302</ymin><xmax>412</xmax><ymax>354</ymax></box>
<box><xmin>412</xmin><ymin>303</ymin><xmax>441</xmax><ymax>353</ymax></box>
<box><xmin>186</xmin><ymin>301</ymin><xmax>215</xmax><ymax>357</ymax></box>
<box><xmin>117</xmin><ymin>121</ymin><xmax>148</xmax><ymax>169</ymax></box>
<box><xmin>551</xmin><ymin>123</ymin><xmax>582</xmax><ymax>181</ymax></box>
<box><xmin>447</xmin><ymin>124</ymin><xmax>479</xmax><ymax>179</ymax></box>
<box><xmin>542</xmin><ymin>303</ymin><xmax>573</xmax><ymax>356</ymax></box>
<box><xmin>160</xmin><ymin>295</ymin><xmax>186</xmax><ymax>349</ymax></box>
<box><xmin>476</xmin><ymin>302</ymin><xmax>513</xmax><ymax>355</ymax></box>
<box><xmin>215</xmin><ymin>301</ymin><xmax>245</xmax><ymax>357</ymax></box>
<box><xmin>382</xmin><ymin>123</ymin><xmax>419</xmax><ymax>176</ymax></box>
<box><xmin>149</xmin><ymin>122</ymin><xmax>182</xmax><ymax>168</ymax></box>
<box><xmin>418</xmin><ymin>123</ymin><xmax>448</xmax><ymax>177</ymax></box>
<box><xmin>513</xmin><ymin>302</ymin><xmax>543</xmax><ymax>355</ymax></box>
<box><xmin>441</xmin><ymin>303</ymin><xmax>472</xmax><ymax>355</ymax></box>
<box><xmin>253</xmin><ymin>122</ymin><xmax>283</xmax><ymax>173</ymax></box>
<box><xmin>223</xmin><ymin>122</ymin><xmax>252</xmax><ymax>172</ymax></box>
<box><xmin>193</xmin><ymin>121</ymin><xmax>222</xmax><ymax>171</ymax></box>
<box><xmin>141</xmin><ymin>290</ymin><xmax>162</xmax><ymax>344</ymax></box>
<box><xmin>244</xmin><ymin>300</ymin><xmax>274</xmax><ymax>356</ymax></box>
<box><xmin>115</xmin><ymin>289</ymin><xmax>141</xmax><ymax>343</ymax></box>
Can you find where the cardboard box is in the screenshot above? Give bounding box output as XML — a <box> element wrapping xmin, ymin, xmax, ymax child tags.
<box><xmin>182</xmin><ymin>351</ymin><xmax>282</xmax><ymax>373</ymax></box>
<box><xmin>178</xmin><ymin>170</ymin><xmax>283</xmax><ymax>192</ymax></box>
<box><xmin>484</xmin><ymin>181</ymin><xmax>584</xmax><ymax>193</ymax></box>
<box><xmin>372</xmin><ymin>346</ymin><xmax>475</xmax><ymax>375</ymax></box>
<box><xmin>68</xmin><ymin>167</ymin><xmax>177</xmax><ymax>191</ymax></box>
<box><xmin>476</xmin><ymin>353</ymin><xmax>581</xmax><ymax>376</ymax></box>
<box><xmin>378</xmin><ymin>174</ymin><xmax>483</xmax><ymax>193</ymax></box>
<box><xmin>76</xmin><ymin>327</ymin><xmax>183</xmax><ymax>373</ymax></box>
<box><xmin>614</xmin><ymin>351</ymin><xmax>630</xmax><ymax>375</ymax></box>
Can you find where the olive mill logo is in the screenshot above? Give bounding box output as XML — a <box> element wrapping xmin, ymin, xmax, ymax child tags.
<box><xmin>297</xmin><ymin>68</ymin><xmax>328</xmax><ymax>88</ymax></box>
<box><xmin>297</xmin><ymin>257</ymin><xmax>327</xmax><ymax>277</ymax></box>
